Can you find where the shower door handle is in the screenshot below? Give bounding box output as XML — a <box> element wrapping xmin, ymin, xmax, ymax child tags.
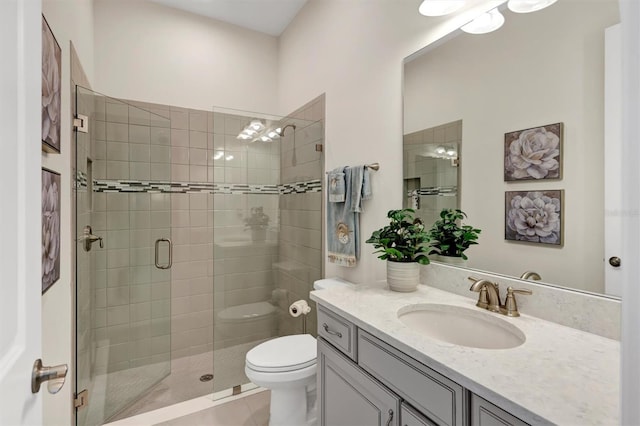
<box><xmin>155</xmin><ymin>238</ymin><xmax>172</xmax><ymax>270</ymax></box>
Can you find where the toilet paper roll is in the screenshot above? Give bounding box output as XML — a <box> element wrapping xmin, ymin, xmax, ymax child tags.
<box><xmin>289</xmin><ymin>300</ymin><xmax>311</xmax><ymax>317</ymax></box>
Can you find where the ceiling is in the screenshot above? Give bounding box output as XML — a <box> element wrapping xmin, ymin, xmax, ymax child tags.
<box><xmin>149</xmin><ymin>0</ymin><xmax>309</xmax><ymax>36</ymax></box>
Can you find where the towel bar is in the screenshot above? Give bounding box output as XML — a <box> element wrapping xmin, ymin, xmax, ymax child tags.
<box><xmin>325</xmin><ymin>163</ymin><xmax>380</xmax><ymax>173</ymax></box>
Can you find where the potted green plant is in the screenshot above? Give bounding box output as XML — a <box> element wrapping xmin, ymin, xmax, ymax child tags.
<box><xmin>244</xmin><ymin>206</ymin><xmax>270</xmax><ymax>241</ymax></box>
<box><xmin>428</xmin><ymin>208</ymin><xmax>481</xmax><ymax>264</ymax></box>
<box><xmin>366</xmin><ymin>209</ymin><xmax>430</xmax><ymax>292</ymax></box>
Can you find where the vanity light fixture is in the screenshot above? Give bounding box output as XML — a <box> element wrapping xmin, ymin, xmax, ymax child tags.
<box><xmin>237</xmin><ymin>119</ymin><xmax>281</xmax><ymax>143</ymax></box>
<box><xmin>461</xmin><ymin>8</ymin><xmax>505</xmax><ymax>34</ymax></box>
<box><xmin>507</xmin><ymin>0</ymin><xmax>557</xmax><ymax>13</ymax></box>
<box><xmin>418</xmin><ymin>0</ymin><xmax>465</xmax><ymax>17</ymax></box>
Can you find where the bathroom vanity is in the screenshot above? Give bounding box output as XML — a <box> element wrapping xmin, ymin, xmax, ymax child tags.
<box><xmin>311</xmin><ymin>282</ymin><xmax>620</xmax><ymax>425</ymax></box>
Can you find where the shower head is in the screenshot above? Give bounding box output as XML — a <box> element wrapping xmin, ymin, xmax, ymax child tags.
<box><xmin>277</xmin><ymin>124</ymin><xmax>296</xmax><ymax>136</ymax></box>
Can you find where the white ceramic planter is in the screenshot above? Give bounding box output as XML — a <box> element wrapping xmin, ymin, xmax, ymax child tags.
<box><xmin>431</xmin><ymin>254</ymin><xmax>467</xmax><ymax>266</ymax></box>
<box><xmin>251</xmin><ymin>228</ymin><xmax>267</xmax><ymax>242</ymax></box>
<box><xmin>386</xmin><ymin>260</ymin><xmax>420</xmax><ymax>292</ymax></box>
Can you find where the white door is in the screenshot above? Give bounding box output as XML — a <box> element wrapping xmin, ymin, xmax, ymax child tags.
<box><xmin>604</xmin><ymin>23</ymin><xmax>622</xmax><ymax>297</ymax></box>
<box><xmin>0</xmin><ymin>0</ymin><xmax>44</xmax><ymax>424</ymax></box>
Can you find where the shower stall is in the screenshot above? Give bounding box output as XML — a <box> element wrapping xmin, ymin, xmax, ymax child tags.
<box><xmin>74</xmin><ymin>87</ymin><xmax>325</xmax><ymax>425</ymax></box>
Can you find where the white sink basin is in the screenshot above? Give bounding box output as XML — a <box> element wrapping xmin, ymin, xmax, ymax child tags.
<box><xmin>397</xmin><ymin>304</ymin><xmax>525</xmax><ymax>350</ymax></box>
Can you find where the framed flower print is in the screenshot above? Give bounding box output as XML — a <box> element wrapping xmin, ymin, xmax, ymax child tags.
<box><xmin>504</xmin><ymin>123</ymin><xmax>563</xmax><ymax>181</ymax></box>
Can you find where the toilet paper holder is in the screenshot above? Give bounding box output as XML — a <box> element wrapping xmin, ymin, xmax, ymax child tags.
<box><xmin>289</xmin><ymin>300</ymin><xmax>312</xmax><ymax>334</ymax></box>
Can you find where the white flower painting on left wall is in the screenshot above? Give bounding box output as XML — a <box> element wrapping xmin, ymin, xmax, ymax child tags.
<box><xmin>42</xmin><ymin>15</ymin><xmax>61</xmax><ymax>153</ymax></box>
<box><xmin>42</xmin><ymin>168</ymin><xmax>60</xmax><ymax>293</ymax></box>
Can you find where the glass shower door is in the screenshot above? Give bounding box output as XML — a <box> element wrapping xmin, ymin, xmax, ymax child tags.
<box><xmin>211</xmin><ymin>107</ymin><xmax>323</xmax><ymax>399</ymax></box>
<box><xmin>75</xmin><ymin>86</ymin><xmax>172</xmax><ymax>425</ymax></box>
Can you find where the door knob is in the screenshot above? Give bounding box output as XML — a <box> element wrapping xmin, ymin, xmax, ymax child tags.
<box><xmin>31</xmin><ymin>359</ymin><xmax>68</xmax><ymax>394</ymax></box>
<box><xmin>609</xmin><ymin>256</ymin><xmax>621</xmax><ymax>267</ymax></box>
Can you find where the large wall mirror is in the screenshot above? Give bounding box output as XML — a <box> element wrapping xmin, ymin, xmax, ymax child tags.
<box><xmin>403</xmin><ymin>0</ymin><xmax>620</xmax><ymax>297</ymax></box>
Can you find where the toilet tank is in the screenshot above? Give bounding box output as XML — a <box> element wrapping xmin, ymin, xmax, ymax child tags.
<box><xmin>313</xmin><ymin>277</ymin><xmax>354</xmax><ymax>291</ymax></box>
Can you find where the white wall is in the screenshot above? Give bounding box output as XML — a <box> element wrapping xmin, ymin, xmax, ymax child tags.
<box><xmin>41</xmin><ymin>0</ymin><xmax>95</xmax><ymax>424</ymax></box>
<box><xmin>404</xmin><ymin>0</ymin><xmax>619</xmax><ymax>293</ymax></box>
<box><xmin>93</xmin><ymin>0</ymin><xmax>279</xmax><ymax>113</ymax></box>
<box><xmin>277</xmin><ymin>0</ymin><xmax>501</xmax><ymax>284</ymax></box>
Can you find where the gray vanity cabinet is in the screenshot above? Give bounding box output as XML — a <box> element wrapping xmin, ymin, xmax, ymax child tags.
<box><xmin>318</xmin><ymin>338</ymin><xmax>400</xmax><ymax>426</ymax></box>
<box><xmin>317</xmin><ymin>306</ymin><xmax>530</xmax><ymax>426</ymax></box>
<box><xmin>470</xmin><ymin>395</ymin><xmax>529</xmax><ymax>426</ymax></box>
<box><xmin>358</xmin><ymin>331</ymin><xmax>465</xmax><ymax>426</ymax></box>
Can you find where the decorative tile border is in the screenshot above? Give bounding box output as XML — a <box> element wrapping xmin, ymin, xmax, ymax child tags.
<box><xmin>91</xmin><ymin>179</ymin><xmax>322</xmax><ymax>195</ymax></box>
<box><xmin>281</xmin><ymin>180</ymin><xmax>322</xmax><ymax>194</ymax></box>
<box><xmin>408</xmin><ymin>186</ymin><xmax>458</xmax><ymax>196</ymax></box>
<box><xmin>75</xmin><ymin>170</ymin><xmax>88</xmax><ymax>190</ymax></box>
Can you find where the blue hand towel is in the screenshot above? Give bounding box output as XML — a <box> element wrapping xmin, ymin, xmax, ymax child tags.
<box><xmin>362</xmin><ymin>167</ymin><xmax>372</xmax><ymax>201</ymax></box>
<box><xmin>328</xmin><ymin>167</ymin><xmax>346</xmax><ymax>203</ymax></box>
<box><xmin>327</xmin><ymin>165</ymin><xmax>372</xmax><ymax>266</ymax></box>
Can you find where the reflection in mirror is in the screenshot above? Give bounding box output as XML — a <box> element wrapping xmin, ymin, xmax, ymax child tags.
<box><xmin>403</xmin><ymin>0</ymin><xmax>620</xmax><ymax>296</ymax></box>
<box><xmin>403</xmin><ymin>120</ymin><xmax>461</xmax><ymax>227</ymax></box>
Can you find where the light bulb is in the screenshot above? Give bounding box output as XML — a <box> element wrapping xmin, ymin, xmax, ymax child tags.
<box><xmin>508</xmin><ymin>0</ymin><xmax>557</xmax><ymax>13</ymax></box>
<box><xmin>249</xmin><ymin>120</ymin><xmax>264</xmax><ymax>131</ymax></box>
<box><xmin>435</xmin><ymin>146</ymin><xmax>446</xmax><ymax>154</ymax></box>
<box><xmin>225</xmin><ymin>155</ymin><xmax>234</xmax><ymax>161</ymax></box>
<box><xmin>213</xmin><ymin>151</ymin><xmax>224</xmax><ymax>160</ymax></box>
<box><xmin>461</xmin><ymin>8</ymin><xmax>505</xmax><ymax>34</ymax></box>
<box><xmin>237</xmin><ymin>134</ymin><xmax>252</xmax><ymax>140</ymax></box>
<box><xmin>419</xmin><ymin>0</ymin><xmax>465</xmax><ymax>17</ymax></box>
<box><xmin>446</xmin><ymin>148</ymin><xmax>456</xmax><ymax>156</ymax></box>
<box><xmin>267</xmin><ymin>131</ymin><xmax>279</xmax><ymax>138</ymax></box>
<box><xmin>243</xmin><ymin>128</ymin><xmax>257</xmax><ymax>136</ymax></box>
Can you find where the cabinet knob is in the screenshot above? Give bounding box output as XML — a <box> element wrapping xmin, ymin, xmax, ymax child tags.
<box><xmin>609</xmin><ymin>256</ymin><xmax>621</xmax><ymax>267</ymax></box>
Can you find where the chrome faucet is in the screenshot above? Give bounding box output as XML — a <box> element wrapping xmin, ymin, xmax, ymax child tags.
<box><xmin>468</xmin><ymin>277</ymin><xmax>501</xmax><ymax>313</ymax></box>
<box><xmin>468</xmin><ymin>277</ymin><xmax>532</xmax><ymax>316</ymax></box>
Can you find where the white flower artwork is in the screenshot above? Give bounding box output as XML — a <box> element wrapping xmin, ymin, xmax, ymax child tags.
<box><xmin>42</xmin><ymin>15</ymin><xmax>61</xmax><ymax>153</ymax></box>
<box><xmin>505</xmin><ymin>190</ymin><xmax>563</xmax><ymax>245</ymax></box>
<box><xmin>504</xmin><ymin>123</ymin><xmax>562</xmax><ymax>181</ymax></box>
<box><xmin>42</xmin><ymin>168</ymin><xmax>61</xmax><ymax>293</ymax></box>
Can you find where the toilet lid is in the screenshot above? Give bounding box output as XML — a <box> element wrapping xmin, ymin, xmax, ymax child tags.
<box><xmin>246</xmin><ymin>334</ymin><xmax>317</xmax><ymax>373</ymax></box>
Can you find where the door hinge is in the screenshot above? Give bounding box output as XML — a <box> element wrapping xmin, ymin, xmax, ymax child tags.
<box><xmin>74</xmin><ymin>389</ymin><xmax>89</xmax><ymax>410</ymax></box>
<box><xmin>73</xmin><ymin>114</ymin><xmax>89</xmax><ymax>133</ymax></box>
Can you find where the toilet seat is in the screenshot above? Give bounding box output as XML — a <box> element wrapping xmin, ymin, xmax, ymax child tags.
<box><xmin>246</xmin><ymin>334</ymin><xmax>316</xmax><ymax>373</ymax></box>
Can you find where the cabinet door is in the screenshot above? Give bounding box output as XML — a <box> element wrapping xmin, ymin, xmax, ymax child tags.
<box><xmin>318</xmin><ymin>337</ymin><xmax>400</xmax><ymax>426</ymax></box>
<box><xmin>402</xmin><ymin>403</ymin><xmax>438</xmax><ymax>426</ymax></box>
<box><xmin>470</xmin><ymin>394</ymin><xmax>529</xmax><ymax>426</ymax></box>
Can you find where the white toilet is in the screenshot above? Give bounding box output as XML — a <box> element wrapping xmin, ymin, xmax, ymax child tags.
<box><xmin>244</xmin><ymin>278</ymin><xmax>353</xmax><ymax>426</ymax></box>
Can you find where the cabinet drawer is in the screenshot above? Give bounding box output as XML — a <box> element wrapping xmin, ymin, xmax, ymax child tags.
<box><xmin>358</xmin><ymin>330</ymin><xmax>464</xmax><ymax>426</ymax></box>
<box><xmin>402</xmin><ymin>403</ymin><xmax>438</xmax><ymax>426</ymax></box>
<box><xmin>317</xmin><ymin>306</ymin><xmax>357</xmax><ymax>360</ymax></box>
<box><xmin>470</xmin><ymin>394</ymin><xmax>529</xmax><ymax>426</ymax></box>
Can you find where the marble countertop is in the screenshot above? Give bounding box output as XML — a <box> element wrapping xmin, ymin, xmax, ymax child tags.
<box><xmin>310</xmin><ymin>282</ymin><xmax>620</xmax><ymax>425</ymax></box>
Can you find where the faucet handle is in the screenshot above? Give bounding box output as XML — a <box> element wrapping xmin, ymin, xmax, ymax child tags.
<box><xmin>468</xmin><ymin>277</ymin><xmax>490</xmax><ymax>309</ymax></box>
<box><xmin>504</xmin><ymin>287</ymin><xmax>532</xmax><ymax>317</ymax></box>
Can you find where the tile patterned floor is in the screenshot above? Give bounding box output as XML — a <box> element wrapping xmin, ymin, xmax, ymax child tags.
<box><xmin>155</xmin><ymin>390</ymin><xmax>270</xmax><ymax>426</ymax></box>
